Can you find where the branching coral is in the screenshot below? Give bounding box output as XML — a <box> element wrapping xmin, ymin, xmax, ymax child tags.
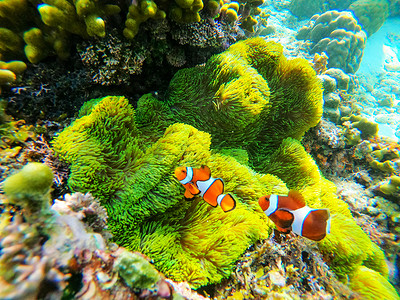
<box><xmin>123</xmin><ymin>0</ymin><xmax>264</xmax><ymax>39</ymax></box>
<box><xmin>78</xmin><ymin>29</ymin><xmax>147</xmax><ymax>86</ymax></box>
<box><xmin>37</xmin><ymin>0</ymin><xmax>120</xmax><ymax>38</ymax></box>
<box><xmin>0</xmin><ymin>0</ymin><xmax>120</xmax><ymax>64</ymax></box>
<box><xmin>0</xmin><ymin>60</ymin><xmax>26</xmax><ymax>93</ymax></box>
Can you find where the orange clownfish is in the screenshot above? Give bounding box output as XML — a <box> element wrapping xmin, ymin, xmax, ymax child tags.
<box><xmin>259</xmin><ymin>190</ymin><xmax>331</xmax><ymax>241</ymax></box>
<box><xmin>174</xmin><ymin>165</ymin><xmax>236</xmax><ymax>212</ymax></box>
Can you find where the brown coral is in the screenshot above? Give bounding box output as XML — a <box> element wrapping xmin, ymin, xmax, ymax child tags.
<box><xmin>297</xmin><ymin>10</ymin><xmax>367</xmax><ymax>73</ymax></box>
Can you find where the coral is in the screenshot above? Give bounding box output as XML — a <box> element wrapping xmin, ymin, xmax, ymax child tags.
<box><xmin>0</xmin><ymin>213</ymin><xmax>70</xmax><ymax>300</ymax></box>
<box><xmin>123</xmin><ymin>0</ymin><xmax>264</xmax><ymax>39</ymax></box>
<box><xmin>218</xmin><ymin>2</ymin><xmax>240</xmax><ymax>24</ymax></box>
<box><xmin>2</xmin><ymin>162</ymin><xmax>53</xmax><ymax>196</ymax></box>
<box><xmin>323</xmin><ymin>92</ymin><xmax>341</xmax><ymax>123</ymax></box>
<box><xmin>37</xmin><ymin>0</ymin><xmax>120</xmax><ymax>38</ymax></box>
<box><xmin>0</xmin><ymin>164</ymin><xmax>69</xmax><ymax>299</ymax></box>
<box><xmin>4</xmin><ymin>57</ymin><xmax>93</xmax><ymax>122</ymax></box>
<box><xmin>296</xmin><ymin>10</ymin><xmax>367</xmax><ymax>73</ymax></box>
<box><xmin>0</xmin><ymin>0</ymin><xmax>119</xmax><ymax>64</ymax></box>
<box><xmin>0</xmin><ymin>102</ymin><xmax>36</xmax><ymax>157</ymax></box>
<box><xmin>77</xmin><ymin>29</ymin><xmax>147</xmax><ymax>86</ymax></box>
<box><xmin>164</xmin><ymin>37</ymin><xmax>323</xmax><ymax>164</ymax></box>
<box><xmin>114</xmin><ymin>251</ymin><xmax>161</xmax><ymax>289</ymax></box>
<box><xmin>370</xmin><ymin>160</ymin><xmax>396</xmax><ymax>173</ymax></box>
<box><xmin>0</xmin><ymin>60</ymin><xmax>26</xmax><ymax>93</ymax></box>
<box><xmin>0</xmin><ymin>164</ymin><xmax>186</xmax><ymax>298</ymax></box>
<box><xmin>289</xmin><ymin>0</ymin><xmax>324</xmax><ymax>20</ymax></box>
<box><xmin>52</xmin><ymin>192</ymin><xmax>108</xmax><ymax>233</ymax></box>
<box><xmin>214</xmin><ymin>236</ymin><xmax>357</xmax><ymax>299</ymax></box>
<box><xmin>342</xmin><ymin>114</ymin><xmax>379</xmax><ymax>140</ymax></box>
<box><xmin>165</xmin><ymin>46</ymin><xmax>187</xmax><ymax>67</ymax></box>
<box><xmin>170</xmin><ymin>18</ymin><xmax>241</xmax><ymax>48</ymax></box>
<box><xmin>238</xmin><ymin>0</ymin><xmax>264</xmax><ymax>33</ymax></box>
<box><xmin>2</xmin><ymin>163</ymin><xmax>53</xmax><ymax>221</ymax></box>
<box><xmin>123</xmin><ymin>0</ymin><xmax>167</xmax><ymax>39</ymax></box>
<box><xmin>312</xmin><ymin>51</ymin><xmax>328</xmax><ymax>74</ymax></box>
<box><xmin>349</xmin><ymin>0</ymin><xmax>389</xmax><ymax>36</ymax></box>
<box><xmin>379</xmin><ymin>175</ymin><xmax>400</xmax><ymax>195</ymax></box>
<box><xmin>323</xmin><ymin>68</ymin><xmax>351</xmax><ymax>90</ymax></box>
<box><xmin>0</xmin><ymin>0</ymin><xmax>32</xmax><ymax>59</ymax></box>
<box><xmin>0</xmin><ymin>105</ymin><xmax>68</xmax><ymax>192</ymax></box>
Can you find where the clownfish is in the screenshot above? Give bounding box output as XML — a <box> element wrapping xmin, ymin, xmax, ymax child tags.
<box><xmin>174</xmin><ymin>165</ymin><xmax>236</xmax><ymax>212</ymax></box>
<box><xmin>259</xmin><ymin>190</ymin><xmax>331</xmax><ymax>241</ymax></box>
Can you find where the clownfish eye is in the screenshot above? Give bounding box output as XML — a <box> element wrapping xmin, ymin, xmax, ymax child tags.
<box><xmin>264</xmin><ymin>196</ymin><xmax>270</xmax><ymax>201</ymax></box>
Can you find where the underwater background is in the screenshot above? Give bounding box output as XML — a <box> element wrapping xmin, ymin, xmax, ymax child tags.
<box><xmin>0</xmin><ymin>0</ymin><xmax>400</xmax><ymax>299</ymax></box>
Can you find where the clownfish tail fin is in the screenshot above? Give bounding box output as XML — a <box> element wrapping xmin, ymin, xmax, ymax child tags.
<box><xmin>312</xmin><ymin>208</ymin><xmax>330</xmax><ymax>221</ymax></box>
<box><xmin>219</xmin><ymin>193</ymin><xmax>236</xmax><ymax>212</ymax></box>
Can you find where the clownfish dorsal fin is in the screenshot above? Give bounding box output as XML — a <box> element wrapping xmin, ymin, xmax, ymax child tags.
<box><xmin>200</xmin><ymin>165</ymin><xmax>211</xmax><ymax>176</ymax></box>
<box><xmin>274</xmin><ymin>208</ymin><xmax>294</xmax><ymax>229</ymax></box>
<box><xmin>195</xmin><ymin>165</ymin><xmax>212</xmax><ymax>181</ymax></box>
<box><xmin>288</xmin><ymin>190</ymin><xmax>306</xmax><ymax>208</ymax></box>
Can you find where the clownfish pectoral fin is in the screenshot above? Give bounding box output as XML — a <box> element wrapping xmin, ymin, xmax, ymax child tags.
<box><xmin>187</xmin><ymin>183</ymin><xmax>200</xmax><ymax>195</ymax></box>
<box><xmin>276</xmin><ymin>225</ymin><xmax>291</xmax><ymax>234</ymax></box>
<box><xmin>274</xmin><ymin>209</ymin><xmax>294</xmax><ymax>229</ymax></box>
<box><xmin>220</xmin><ymin>193</ymin><xmax>236</xmax><ymax>212</ymax></box>
<box><xmin>184</xmin><ymin>189</ymin><xmax>195</xmax><ymax>200</ymax></box>
<box><xmin>288</xmin><ymin>190</ymin><xmax>306</xmax><ymax>207</ymax></box>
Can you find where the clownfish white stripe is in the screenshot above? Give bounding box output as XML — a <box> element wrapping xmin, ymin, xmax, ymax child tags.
<box><xmin>216</xmin><ymin>194</ymin><xmax>225</xmax><ymax>206</ymax></box>
<box><xmin>264</xmin><ymin>194</ymin><xmax>279</xmax><ymax>216</ymax></box>
<box><xmin>291</xmin><ymin>206</ymin><xmax>312</xmax><ymax>236</ymax></box>
<box><xmin>197</xmin><ymin>177</ymin><xmax>217</xmax><ymax>197</ymax></box>
<box><xmin>179</xmin><ymin>167</ymin><xmax>193</xmax><ymax>185</ymax></box>
<box><xmin>326</xmin><ymin>218</ymin><xmax>331</xmax><ymax>234</ymax></box>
